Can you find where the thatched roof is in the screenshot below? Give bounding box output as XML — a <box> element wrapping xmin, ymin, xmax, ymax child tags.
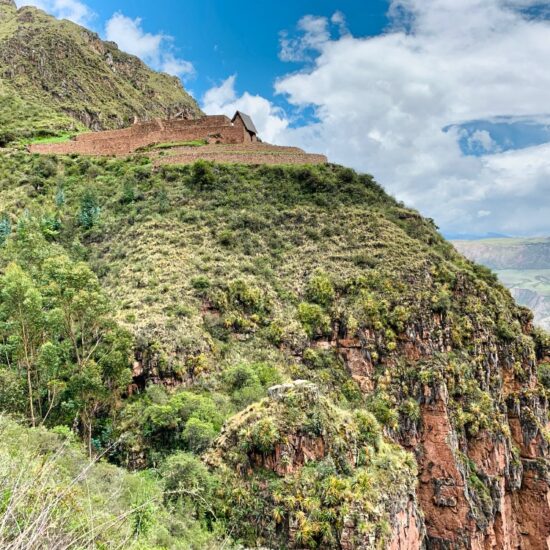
<box><xmin>233</xmin><ymin>111</ymin><xmax>258</xmax><ymax>135</ymax></box>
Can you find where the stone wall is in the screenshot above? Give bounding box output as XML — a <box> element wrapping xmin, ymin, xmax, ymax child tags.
<box><xmin>151</xmin><ymin>143</ymin><xmax>328</xmax><ymax>166</ymax></box>
<box><xmin>29</xmin><ymin>115</ymin><xmax>327</xmax><ymax>165</ymax></box>
<box><xmin>30</xmin><ymin>115</ymin><xmax>250</xmax><ymax>156</ymax></box>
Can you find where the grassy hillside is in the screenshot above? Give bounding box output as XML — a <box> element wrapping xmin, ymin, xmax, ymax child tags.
<box><xmin>0</xmin><ymin>415</ymin><xmax>228</xmax><ymax>549</ymax></box>
<box><xmin>0</xmin><ymin>5</ymin><xmax>548</xmax><ymax>541</ymax></box>
<box><xmin>1</xmin><ymin>149</ymin><xmax>547</xmax><ymax>547</ymax></box>
<box><xmin>0</xmin><ymin>2</ymin><xmax>201</xmax><ymax>144</ymax></box>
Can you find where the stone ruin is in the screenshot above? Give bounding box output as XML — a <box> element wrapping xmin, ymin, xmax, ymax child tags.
<box><xmin>30</xmin><ymin>111</ymin><xmax>328</xmax><ymax>166</ymax></box>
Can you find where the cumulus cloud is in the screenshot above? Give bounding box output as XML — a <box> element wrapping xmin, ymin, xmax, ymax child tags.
<box><xmin>15</xmin><ymin>0</ymin><xmax>94</xmax><ymax>25</ymax></box>
<box><xmin>263</xmin><ymin>1</ymin><xmax>550</xmax><ymax>235</ymax></box>
<box><xmin>279</xmin><ymin>15</ymin><xmax>332</xmax><ymax>62</ymax></box>
<box><xmin>202</xmin><ymin>75</ymin><xmax>289</xmax><ymax>144</ymax></box>
<box><xmin>105</xmin><ymin>13</ymin><xmax>194</xmax><ymax>79</ymax></box>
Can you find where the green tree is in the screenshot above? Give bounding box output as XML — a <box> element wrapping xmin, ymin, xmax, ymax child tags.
<box><xmin>77</xmin><ymin>189</ymin><xmax>100</xmax><ymax>229</ymax></box>
<box><xmin>0</xmin><ymin>264</ymin><xmax>45</xmax><ymax>426</ymax></box>
<box><xmin>0</xmin><ymin>215</ymin><xmax>10</xmax><ymax>246</ymax></box>
<box><xmin>41</xmin><ymin>256</ymin><xmax>131</xmax><ymax>455</ymax></box>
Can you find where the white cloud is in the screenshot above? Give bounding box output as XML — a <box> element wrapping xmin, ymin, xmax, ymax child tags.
<box><xmin>105</xmin><ymin>13</ymin><xmax>194</xmax><ymax>79</ymax></box>
<box><xmin>263</xmin><ymin>0</ymin><xmax>550</xmax><ymax>235</ymax></box>
<box><xmin>202</xmin><ymin>75</ymin><xmax>289</xmax><ymax>144</ymax></box>
<box><xmin>15</xmin><ymin>0</ymin><xmax>94</xmax><ymax>25</ymax></box>
<box><xmin>466</xmin><ymin>130</ymin><xmax>501</xmax><ymax>154</ymax></box>
<box><xmin>279</xmin><ymin>15</ymin><xmax>331</xmax><ymax>62</ymax></box>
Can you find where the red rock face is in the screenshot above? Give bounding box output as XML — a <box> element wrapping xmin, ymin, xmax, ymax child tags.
<box><xmin>249</xmin><ymin>435</ymin><xmax>327</xmax><ymax>476</ymax></box>
<box><xmin>333</xmin><ymin>316</ymin><xmax>550</xmax><ymax>549</ymax></box>
<box><xmin>336</xmin><ymin>338</ymin><xmax>375</xmax><ymax>393</ymax></box>
<box><xmin>387</xmin><ymin>499</ymin><xmax>425</xmax><ymax>550</ymax></box>
<box><xmin>416</xmin><ymin>391</ymin><xmax>478</xmax><ymax>546</ymax></box>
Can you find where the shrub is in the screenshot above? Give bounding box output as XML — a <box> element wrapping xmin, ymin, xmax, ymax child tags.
<box><xmin>227</xmin><ymin>279</ymin><xmax>266</xmax><ymax>314</ymax></box>
<box><xmin>191</xmin><ymin>160</ymin><xmax>216</xmax><ymax>188</ymax></box>
<box><xmin>305</xmin><ymin>271</ymin><xmax>335</xmax><ymax>307</ymax></box>
<box><xmin>538</xmin><ymin>363</ymin><xmax>550</xmax><ymax>390</ymax></box>
<box><xmin>120</xmin><ymin>178</ymin><xmax>136</xmax><ymax>204</ymax></box>
<box><xmin>298</xmin><ymin>302</ymin><xmax>331</xmax><ymax>338</ymax></box>
<box><xmin>77</xmin><ymin>189</ymin><xmax>101</xmax><ymax>229</ymax></box>
<box><xmin>222</xmin><ymin>363</ymin><xmax>282</xmax><ymax>408</ymax></box>
<box><xmin>34</xmin><ymin>157</ymin><xmax>57</xmax><ymax>179</ymax></box>
<box><xmin>181</xmin><ymin>417</ymin><xmax>217</xmax><ymax>454</ymax></box>
<box><xmin>368</xmin><ymin>393</ymin><xmax>399</xmax><ymax>429</ymax></box>
<box><xmin>432</xmin><ymin>288</ymin><xmax>452</xmax><ymax>313</ymax></box>
<box><xmin>245</xmin><ymin>417</ymin><xmax>280</xmax><ymax>454</ymax></box>
<box><xmin>354</xmin><ymin>410</ymin><xmax>382</xmax><ymax>449</ymax></box>
<box><xmin>191</xmin><ymin>275</ymin><xmax>211</xmax><ymax>291</ymax></box>
<box><xmin>0</xmin><ymin>215</ymin><xmax>11</xmax><ymax>246</ymax></box>
<box><xmin>161</xmin><ymin>452</ymin><xmax>218</xmax><ymax>519</ymax></box>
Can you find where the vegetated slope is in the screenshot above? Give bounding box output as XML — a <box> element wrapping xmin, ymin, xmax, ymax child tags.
<box><xmin>0</xmin><ymin>151</ymin><xmax>549</xmax><ymax>549</ymax></box>
<box><xmin>0</xmin><ymin>415</ymin><xmax>225</xmax><ymax>549</ymax></box>
<box><xmin>0</xmin><ymin>0</ymin><xmax>201</xmax><ymax>144</ymax></box>
<box><xmin>455</xmin><ymin>238</ymin><xmax>550</xmax><ymax>330</ymax></box>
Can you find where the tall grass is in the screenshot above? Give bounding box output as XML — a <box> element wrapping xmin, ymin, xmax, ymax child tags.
<box><xmin>0</xmin><ymin>417</ymin><xmax>155</xmax><ymax>549</ymax></box>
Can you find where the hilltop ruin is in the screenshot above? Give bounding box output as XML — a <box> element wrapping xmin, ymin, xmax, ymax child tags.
<box><xmin>30</xmin><ymin>111</ymin><xmax>328</xmax><ymax>166</ymax></box>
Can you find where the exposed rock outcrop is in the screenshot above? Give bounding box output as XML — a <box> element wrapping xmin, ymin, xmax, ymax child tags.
<box><xmin>329</xmin><ymin>285</ymin><xmax>550</xmax><ymax>549</ymax></box>
<box><xmin>207</xmin><ymin>381</ymin><xmax>426</xmax><ymax>548</ymax></box>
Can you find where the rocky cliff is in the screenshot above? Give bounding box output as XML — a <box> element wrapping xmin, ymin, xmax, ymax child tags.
<box><xmin>74</xmin><ymin>161</ymin><xmax>547</xmax><ymax>548</ymax></box>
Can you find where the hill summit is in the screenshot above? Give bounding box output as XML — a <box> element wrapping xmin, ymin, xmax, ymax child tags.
<box><xmin>0</xmin><ymin>2</ymin><xmax>201</xmax><ymax>144</ymax></box>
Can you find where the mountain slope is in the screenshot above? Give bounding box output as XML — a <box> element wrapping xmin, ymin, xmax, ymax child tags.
<box><xmin>0</xmin><ymin>9</ymin><xmax>549</xmax><ymax>549</ymax></box>
<box><xmin>0</xmin><ymin>153</ymin><xmax>549</xmax><ymax>548</ymax></box>
<box><xmin>0</xmin><ymin>0</ymin><xmax>201</xmax><ymax>143</ymax></box>
<box><xmin>454</xmin><ymin>238</ymin><xmax>550</xmax><ymax>330</ymax></box>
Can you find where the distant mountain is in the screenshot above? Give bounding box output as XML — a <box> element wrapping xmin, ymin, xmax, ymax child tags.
<box><xmin>454</xmin><ymin>237</ymin><xmax>550</xmax><ymax>330</ymax></box>
<box><xmin>0</xmin><ymin>0</ymin><xmax>201</xmax><ymax>143</ymax></box>
<box><xmin>442</xmin><ymin>232</ymin><xmax>510</xmax><ymax>241</ymax></box>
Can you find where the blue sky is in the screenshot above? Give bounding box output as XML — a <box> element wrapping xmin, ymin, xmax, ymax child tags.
<box><xmin>88</xmin><ymin>0</ymin><xmax>390</xmax><ymax>101</ymax></box>
<box><xmin>15</xmin><ymin>0</ymin><xmax>550</xmax><ymax>237</ymax></box>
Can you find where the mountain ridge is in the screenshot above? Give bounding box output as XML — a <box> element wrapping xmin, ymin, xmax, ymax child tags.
<box><xmin>0</xmin><ymin>3</ymin><xmax>201</xmax><ymax>143</ymax></box>
<box><xmin>454</xmin><ymin>237</ymin><xmax>550</xmax><ymax>330</ymax></box>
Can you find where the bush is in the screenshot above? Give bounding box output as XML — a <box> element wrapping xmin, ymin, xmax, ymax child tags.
<box><xmin>245</xmin><ymin>417</ymin><xmax>280</xmax><ymax>454</ymax></box>
<box><xmin>367</xmin><ymin>393</ymin><xmax>399</xmax><ymax>429</ymax></box>
<box><xmin>191</xmin><ymin>160</ymin><xmax>216</xmax><ymax>188</ymax></box>
<box><xmin>227</xmin><ymin>279</ymin><xmax>266</xmax><ymax>314</ymax></box>
<box><xmin>120</xmin><ymin>178</ymin><xmax>136</xmax><ymax>204</ymax></box>
<box><xmin>298</xmin><ymin>302</ymin><xmax>331</xmax><ymax>338</ymax></box>
<box><xmin>538</xmin><ymin>363</ymin><xmax>550</xmax><ymax>390</ymax></box>
<box><xmin>191</xmin><ymin>275</ymin><xmax>211</xmax><ymax>291</ymax></box>
<box><xmin>181</xmin><ymin>417</ymin><xmax>217</xmax><ymax>454</ymax></box>
<box><xmin>161</xmin><ymin>452</ymin><xmax>217</xmax><ymax>516</ymax></box>
<box><xmin>305</xmin><ymin>271</ymin><xmax>335</xmax><ymax>307</ymax></box>
<box><xmin>0</xmin><ymin>215</ymin><xmax>11</xmax><ymax>246</ymax></box>
<box><xmin>354</xmin><ymin>410</ymin><xmax>382</xmax><ymax>449</ymax></box>
<box><xmin>222</xmin><ymin>363</ymin><xmax>282</xmax><ymax>408</ymax></box>
<box><xmin>77</xmin><ymin>189</ymin><xmax>101</xmax><ymax>229</ymax></box>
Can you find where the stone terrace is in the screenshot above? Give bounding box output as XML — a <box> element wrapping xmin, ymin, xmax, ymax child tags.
<box><xmin>29</xmin><ymin>114</ymin><xmax>328</xmax><ymax>166</ymax></box>
<box><xmin>151</xmin><ymin>143</ymin><xmax>328</xmax><ymax>166</ymax></box>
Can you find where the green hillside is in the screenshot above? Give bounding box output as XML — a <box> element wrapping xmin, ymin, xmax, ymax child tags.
<box><xmin>0</xmin><ymin>149</ymin><xmax>548</xmax><ymax>547</ymax></box>
<box><xmin>0</xmin><ymin>1</ymin><xmax>201</xmax><ymax>145</ymax></box>
<box><xmin>0</xmin><ymin>5</ymin><xmax>549</xmax><ymax>548</ymax></box>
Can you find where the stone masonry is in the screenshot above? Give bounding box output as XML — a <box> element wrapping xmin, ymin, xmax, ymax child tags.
<box><xmin>29</xmin><ymin>112</ymin><xmax>328</xmax><ymax>166</ymax></box>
